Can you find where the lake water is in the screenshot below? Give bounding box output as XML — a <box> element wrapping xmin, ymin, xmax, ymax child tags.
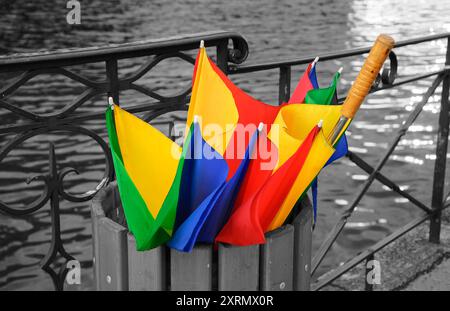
<box><xmin>1</xmin><ymin>0</ymin><xmax>450</xmax><ymax>290</ymax></box>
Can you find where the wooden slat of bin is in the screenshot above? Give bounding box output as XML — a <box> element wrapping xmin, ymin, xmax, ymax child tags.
<box><xmin>218</xmin><ymin>244</ymin><xmax>259</xmax><ymax>291</ymax></box>
<box><xmin>127</xmin><ymin>233</ymin><xmax>165</xmax><ymax>290</ymax></box>
<box><xmin>91</xmin><ymin>187</ymin><xmax>107</xmax><ymax>290</ymax></box>
<box><xmin>91</xmin><ymin>211</ymin><xmax>101</xmax><ymax>289</ymax></box>
<box><xmin>260</xmin><ymin>224</ymin><xmax>294</xmax><ymax>291</ymax></box>
<box><xmin>293</xmin><ymin>203</ymin><xmax>313</xmax><ymax>291</ymax></box>
<box><xmin>97</xmin><ymin>217</ymin><xmax>129</xmax><ymax>291</ymax></box>
<box><xmin>170</xmin><ymin>245</ymin><xmax>213</xmax><ymax>290</ymax></box>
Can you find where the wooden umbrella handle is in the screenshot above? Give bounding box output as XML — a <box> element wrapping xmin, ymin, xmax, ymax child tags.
<box><xmin>341</xmin><ymin>34</ymin><xmax>395</xmax><ymax>119</ymax></box>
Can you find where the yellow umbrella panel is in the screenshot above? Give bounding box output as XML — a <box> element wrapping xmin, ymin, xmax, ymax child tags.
<box><xmin>267</xmin><ymin>103</ymin><xmax>344</xmax><ymax>230</ymax></box>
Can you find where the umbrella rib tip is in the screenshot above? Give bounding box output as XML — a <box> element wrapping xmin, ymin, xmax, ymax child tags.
<box><xmin>338</xmin><ymin>67</ymin><xmax>343</xmax><ymax>74</ymax></box>
<box><xmin>318</xmin><ymin>119</ymin><xmax>323</xmax><ymax>128</ymax></box>
<box><xmin>200</xmin><ymin>40</ymin><xmax>205</xmax><ymax>48</ymax></box>
<box><xmin>108</xmin><ymin>97</ymin><xmax>115</xmax><ymax>109</ymax></box>
<box><xmin>258</xmin><ymin>122</ymin><xmax>264</xmax><ymax>132</ymax></box>
<box><xmin>312</xmin><ymin>56</ymin><xmax>320</xmax><ymax>68</ymax></box>
<box><xmin>193</xmin><ymin>115</ymin><xmax>200</xmax><ymax>124</ymax></box>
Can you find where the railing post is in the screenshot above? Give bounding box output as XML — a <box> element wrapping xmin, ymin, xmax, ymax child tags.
<box><xmin>429</xmin><ymin>37</ymin><xmax>450</xmax><ymax>243</ymax></box>
<box><xmin>292</xmin><ymin>200</ymin><xmax>313</xmax><ymax>291</ymax></box>
<box><xmin>106</xmin><ymin>58</ymin><xmax>120</xmax><ymax>104</ymax></box>
<box><xmin>278</xmin><ymin>66</ymin><xmax>291</xmax><ymax>105</ymax></box>
<box><xmin>216</xmin><ymin>40</ymin><xmax>229</xmax><ymax>74</ymax></box>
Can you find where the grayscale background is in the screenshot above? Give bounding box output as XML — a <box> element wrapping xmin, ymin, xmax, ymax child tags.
<box><xmin>1</xmin><ymin>0</ymin><xmax>449</xmax><ymax>290</ymax></box>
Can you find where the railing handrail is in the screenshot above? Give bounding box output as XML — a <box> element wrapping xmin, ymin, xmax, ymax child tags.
<box><xmin>2</xmin><ymin>31</ymin><xmax>449</xmax><ymax>74</ymax></box>
<box><xmin>230</xmin><ymin>32</ymin><xmax>450</xmax><ymax>74</ymax></box>
<box><xmin>0</xmin><ymin>30</ymin><xmax>249</xmax><ymax>72</ymax></box>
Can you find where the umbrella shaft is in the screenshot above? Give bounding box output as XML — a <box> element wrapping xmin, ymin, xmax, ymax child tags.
<box><xmin>329</xmin><ymin>117</ymin><xmax>348</xmax><ymax>145</ymax></box>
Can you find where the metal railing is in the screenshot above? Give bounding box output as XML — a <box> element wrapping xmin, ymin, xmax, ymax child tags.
<box><xmin>0</xmin><ymin>30</ymin><xmax>449</xmax><ymax>291</ymax></box>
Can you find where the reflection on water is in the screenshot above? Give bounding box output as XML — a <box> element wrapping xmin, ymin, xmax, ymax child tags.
<box><xmin>1</xmin><ymin>0</ymin><xmax>450</xmax><ymax>290</ymax></box>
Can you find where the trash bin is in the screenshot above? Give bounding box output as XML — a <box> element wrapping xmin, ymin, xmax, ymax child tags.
<box><xmin>91</xmin><ymin>182</ymin><xmax>313</xmax><ymax>291</ymax></box>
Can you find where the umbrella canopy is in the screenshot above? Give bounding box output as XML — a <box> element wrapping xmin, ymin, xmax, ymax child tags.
<box><xmin>216</xmin><ymin>68</ymin><xmax>345</xmax><ymax>246</ymax></box>
<box><xmin>105</xmin><ymin>49</ymin><xmax>327</xmax><ymax>251</ymax></box>
<box><xmin>301</xmin><ymin>71</ymin><xmax>349</xmax><ymax>222</ymax></box>
<box><xmin>105</xmin><ymin>105</ymin><xmax>183</xmax><ymax>250</ymax></box>
<box><xmin>106</xmin><ymin>54</ymin><xmax>347</xmax><ymax>250</ymax></box>
<box><xmin>185</xmin><ymin>47</ymin><xmax>345</xmax><ymax>246</ymax></box>
<box><xmin>267</xmin><ymin>103</ymin><xmax>346</xmax><ymax>231</ymax></box>
<box><xmin>186</xmin><ymin>46</ymin><xmax>282</xmax><ymax>179</ymax></box>
<box><xmin>288</xmin><ymin>59</ymin><xmax>319</xmax><ymax>104</ymax></box>
<box><xmin>173</xmin><ymin>121</ymin><xmax>229</xmax><ymax>232</ymax></box>
<box><xmin>168</xmin><ymin>120</ymin><xmax>258</xmax><ymax>251</ymax></box>
<box><xmin>216</xmin><ymin>122</ymin><xmax>321</xmax><ymax>245</ymax></box>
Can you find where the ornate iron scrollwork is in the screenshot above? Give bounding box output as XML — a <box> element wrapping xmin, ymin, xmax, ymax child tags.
<box><xmin>371</xmin><ymin>50</ymin><xmax>398</xmax><ymax>91</ymax></box>
<box><xmin>227</xmin><ymin>36</ymin><xmax>249</xmax><ymax>64</ymax></box>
